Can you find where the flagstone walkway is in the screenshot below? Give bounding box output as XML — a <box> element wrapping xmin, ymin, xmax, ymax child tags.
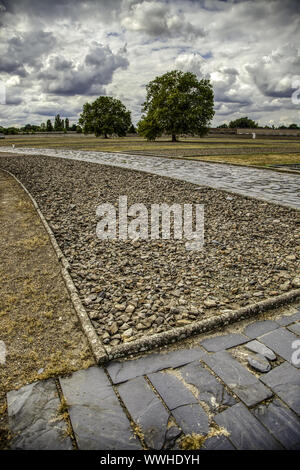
<box><xmin>7</xmin><ymin>305</ymin><xmax>300</xmax><ymax>450</ymax></box>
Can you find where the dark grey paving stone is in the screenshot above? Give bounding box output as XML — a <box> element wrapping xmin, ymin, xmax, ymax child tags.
<box><xmin>244</xmin><ymin>320</ymin><xmax>279</xmax><ymax>339</ymax></box>
<box><xmin>202</xmin><ymin>435</ymin><xmax>235</xmax><ymax>450</ymax></box>
<box><xmin>178</xmin><ymin>360</ymin><xmax>236</xmax><ymax>412</ymax></box>
<box><xmin>172</xmin><ymin>404</ymin><xmax>209</xmax><ymax>435</ymax></box>
<box><xmin>60</xmin><ymin>366</ymin><xmax>140</xmax><ymax>450</ymax></box>
<box><xmin>276</xmin><ymin>311</ymin><xmax>300</xmax><ymax>326</ymax></box>
<box><xmin>117</xmin><ymin>376</ymin><xmax>170</xmax><ymax>449</ymax></box>
<box><xmin>244</xmin><ymin>340</ymin><xmax>277</xmax><ymax>361</ymax></box>
<box><xmin>260</xmin><ymin>362</ymin><xmax>300</xmax><ymax>415</ymax></box>
<box><xmin>107</xmin><ymin>348</ymin><xmax>204</xmax><ymax>384</ymax></box>
<box><xmin>214</xmin><ymin>403</ymin><xmax>283</xmax><ymax>450</ymax></box>
<box><xmin>247</xmin><ymin>354</ymin><xmax>271</xmax><ymax>373</ymax></box>
<box><xmin>164</xmin><ymin>425</ymin><xmax>182</xmax><ymax>450</ymax></box>
<box><xmin>148</xmin><ymin>371</ymin><xmax>198</xmax><ymax>410</ymax></box>
<box><xmin>258</xmin><ymin>327</ymin><xmax>300</xmax><ymax>367</ymax></box>
<box><xmin>203</xmin><ymin>351</ymin><xmax>273</xmax><ymax>407</ymax></box>
<box><xmin>253</xmin><ymin>399</ymin><xmax>300</xmax><ymax>450</ymax></box>
<box><xmin>7</xmin><ymin>379</ymin><xmax>72</xmax><ymax>450</ymax></box>
<box><xmin>200</xmin><ymin>333</ymin><xmax>248</xmax><ymax>352</ymax></box>
<box><xmin>288</xmin><ymin>322</ymin><xmax>300</xmax><ymax>336</ymax></box>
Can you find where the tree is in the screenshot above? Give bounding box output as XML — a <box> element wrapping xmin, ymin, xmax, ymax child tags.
<box><xmin>289</xmin><ymin>123</ymin><xmax>298</xmax><ymax>129</ymax></box>
<box><xmin>137</xmin><ymin>70</ymin><xmax>214</xmax><ymax>142</ymax></box>
<box><xmin>46</xmin><ymin>119</ymin><xmax>53</xmax><ymax>131</ymax></box>
<box><xmin>229</xmin><ymin>117</ymin><xmax>258</xmax><ymax>128</ymax></box>
<box><xmin>65</xmin><ymin>118</ymin><xmax>70</xmax><ymax>131</ymax></box>
<box><xmin>79</xmin><ymin>96</ymin><xmax>132</xmax><ymax>138</ymax></box>
<box><xmin>54</xmin><ymin>114</ymin><xmax>63</xmax><ymax>131</ymax></box>
<box><xmin>217</xmin><ymin>123</ymin><xmax>228</xmax><ymax>128</ymax></box>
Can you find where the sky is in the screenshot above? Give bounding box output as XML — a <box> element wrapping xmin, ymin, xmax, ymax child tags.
<box><xmin>0</xmin><ymin>0</ymin><xmax>299</xmax><ymax>128</ymax></box>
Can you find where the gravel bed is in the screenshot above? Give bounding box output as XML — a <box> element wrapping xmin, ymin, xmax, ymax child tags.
<box><xmin>0</xmin><ymin>154</ymin><xmax>299</xmax><ymax>349</ymax></box>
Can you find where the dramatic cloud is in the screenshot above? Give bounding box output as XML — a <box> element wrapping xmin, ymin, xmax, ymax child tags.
<box><xmin>121</xmin><ymin>1</ymin><xmax>206</xmax><ymax>38</ymax></box>
<box><xmin>0</xmin><ymin>0</ymin><xmax>299</xmax><ymax>127</ymax></box>
<box><xmin>38</xmin><ymin>43</ymin><xmax>129</xmax><ymax>96</ymax></box>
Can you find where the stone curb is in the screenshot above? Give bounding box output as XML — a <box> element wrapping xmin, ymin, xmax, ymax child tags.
<box><xmin>106</xmin><ymin>289</ymin><xmax>300</xmax><ymax>361</ymax></box>
<box><xmin>2</xmin><ymin>165</ymin><xmax>300</xmax><ymax>365</ymax></box>
<box><xmin>1</xmin><ymin>168</ymin><xmax>108</xmax><ymax>363</ymax></box>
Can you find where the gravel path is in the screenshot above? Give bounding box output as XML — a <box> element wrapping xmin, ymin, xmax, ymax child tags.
<box><xmin>0</xmin><ymin>147</ymin><xmax>299</xmax><ymax>209</ymax></box>
<box><xmin>0</xmin><ymin>153</ymin><xmax>299</xmax><ymax>349</ymax></box>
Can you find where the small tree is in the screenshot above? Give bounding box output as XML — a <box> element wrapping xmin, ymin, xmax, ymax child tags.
<box><xmin>229</xmin><ymin>117</ymin><xmax>258</xmax><ymax>128</ymax></box>
<box><xmin>65</xmin><ymin>118</ymin><xmax>70</xmax><ymax>131</ymax></box>
<box><xmin>79</xmin><ymin>96</ymin><xmax>132</xmax><ymax>138</ymax></box>
<box><xmin>46</xmin><ymin>119</ymin><xmax>53</xmax><ymax>131</ymax></box>
<box><xmin>54</xmin><ymin>114</ymin><xmax>64</xmax><ymax>131</ymax></box>
<box><xmin>137</xmin><ymin>70</ymin><xmax>214</xmax><ymax>141</ymax></box>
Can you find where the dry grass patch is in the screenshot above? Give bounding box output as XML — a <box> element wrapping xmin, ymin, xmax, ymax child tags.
<box><xmin>0</xmin><ymin>171</ymin><xmax>94</xmax><ymax>449</ymax></box>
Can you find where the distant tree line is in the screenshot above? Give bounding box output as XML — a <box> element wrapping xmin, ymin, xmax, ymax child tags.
<box><xmin>0</xmin><ymin>114</ymin><xmax>80</xmax><ymax>135</ymax></box>
<box><xmin>217</xmin><ymin>117</ymin><xmax>299</xmax><ymax>129</ymax></box>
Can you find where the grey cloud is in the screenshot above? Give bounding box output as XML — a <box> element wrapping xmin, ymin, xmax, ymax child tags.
<box><xmin>0</xmin><ymin>0</ymin><xmax>122</xmax><ymax>22</ymax></box>
<box><xmin>122</xmin><ymin>1</ymin><xmax>205</xmax><ymax>38</ymax></box>
<box><xmin>246</xmin><ymin>44</ymin><xmax>300</xmax><ymax>98</ymax></box>
<box><xmin>0</xmin><ymin>30</ymin><xmax>56</xmax><ymax>76</ymax></box>
<box><xmin>39</xmin><ymin>43</ymin><xmax>129</xmax><ymax>96</ymax></box>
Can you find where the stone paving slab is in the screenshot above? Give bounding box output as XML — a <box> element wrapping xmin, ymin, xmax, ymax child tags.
<box><xmin>203</xmin><ymin>351</ymin><xmax>273</xmax><ymax>406</ymax></box>
<box><xmin>107</xmin><ymin>348</ymin><xmax>204</xmax><ymax>384</ymax></box>
<box><xmin>214</xmin><ymin>403</ymin><xmax>283</xmax><ymax>450</ymax></box>
<box><xmin>172</xmin><ymin>404</ymin><xmax>209</xmax><ymax>436</ymax></box>
<box><xmin>253</xmin><ymin>399</ymin><xmax>300</xmax><ymax>450</ymax></box>
<box><xmin>287</xmin><ymin>322</ymin><xmax>300</xmax><ymax>336</ymax></box>
<box><xmin>276</xmin><ymin>311</ymin><xmax>300</xmax><ymax>326</ymax></box>
<box><xmin>247</xmin><ymin>353</ymin><xmax>271</xmax><ymax>373</ymax></box>
<box><xmin>260</xmin><ymin>362</ymin><xmax>300</xmax><ymax>415</ymax></box>
<box><xmin>7</xmin><ymin>379</ymin><xmax>72</xmax><ymax>450</ymax></box>
<box><xmin>258</xmin><ymin>327</ymin><xmax>300</xmax><ymax>367</ymax></box>
<box><xmin>178</xmin><ymin>360</ymin><xmax>236</xmax><ymax>411</ymax></box>
<box><xmin>243</xmin><ymin>320</ymin><xmax>279</xmax><ymax>339</ymax></box>
<box><xmin>244</xmin><ymin>340</ymin><xmax>277</xmax><ymax>360</ymax></box>
<box><xmin>200</xmin><ymin>333</ymin><xmax>248</xmax><ymax>352</ymax></box>
<box><xmin>148</xmin><ymin>371</ymin><xmax>198</xmax><ymax>409</ymax></box>
<box><xmin>2</xmin><ymin>147</ymin><xmax>299</xmax><ymax>209</ymax></box>
<box><xmin>117</xmin><ymin>376</ymin><xmax>175</xmax><ymax>449</ymax></box>
<box><xmin>202</xmin><ymin>435</ymin><xmax>235</xmax><ymax>450</ymax></box>
<box><xmin>59</xmin><ymin>366</ymin><xmax>141</xmax><ymax>450</ymax></box>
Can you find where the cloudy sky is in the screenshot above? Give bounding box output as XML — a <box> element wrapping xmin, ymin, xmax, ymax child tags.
<box><xmin>0</xmin><ymin>0</ymin><xmax>299</xmax><ymax>128</ymax></box>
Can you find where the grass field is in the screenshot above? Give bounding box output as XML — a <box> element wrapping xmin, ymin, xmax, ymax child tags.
<box><xmin>1</xmin><ymin>133</ymin><xmax>300</xmax><ymax>168</ymax></box>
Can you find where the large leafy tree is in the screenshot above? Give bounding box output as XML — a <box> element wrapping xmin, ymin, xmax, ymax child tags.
<box><xmin>229</xmin><ymin>117</ymin><xmax>258</xmax><ymax>128</ymax></box>
<box><xmin>137</xmin><ymin>70</ymin><xmax>214</xmax><ymax>141</ymax></box>
<box><xmin>79</xmin><ymin>96</ymin><xmax>132</xmax><ymax>138</ymax></box>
